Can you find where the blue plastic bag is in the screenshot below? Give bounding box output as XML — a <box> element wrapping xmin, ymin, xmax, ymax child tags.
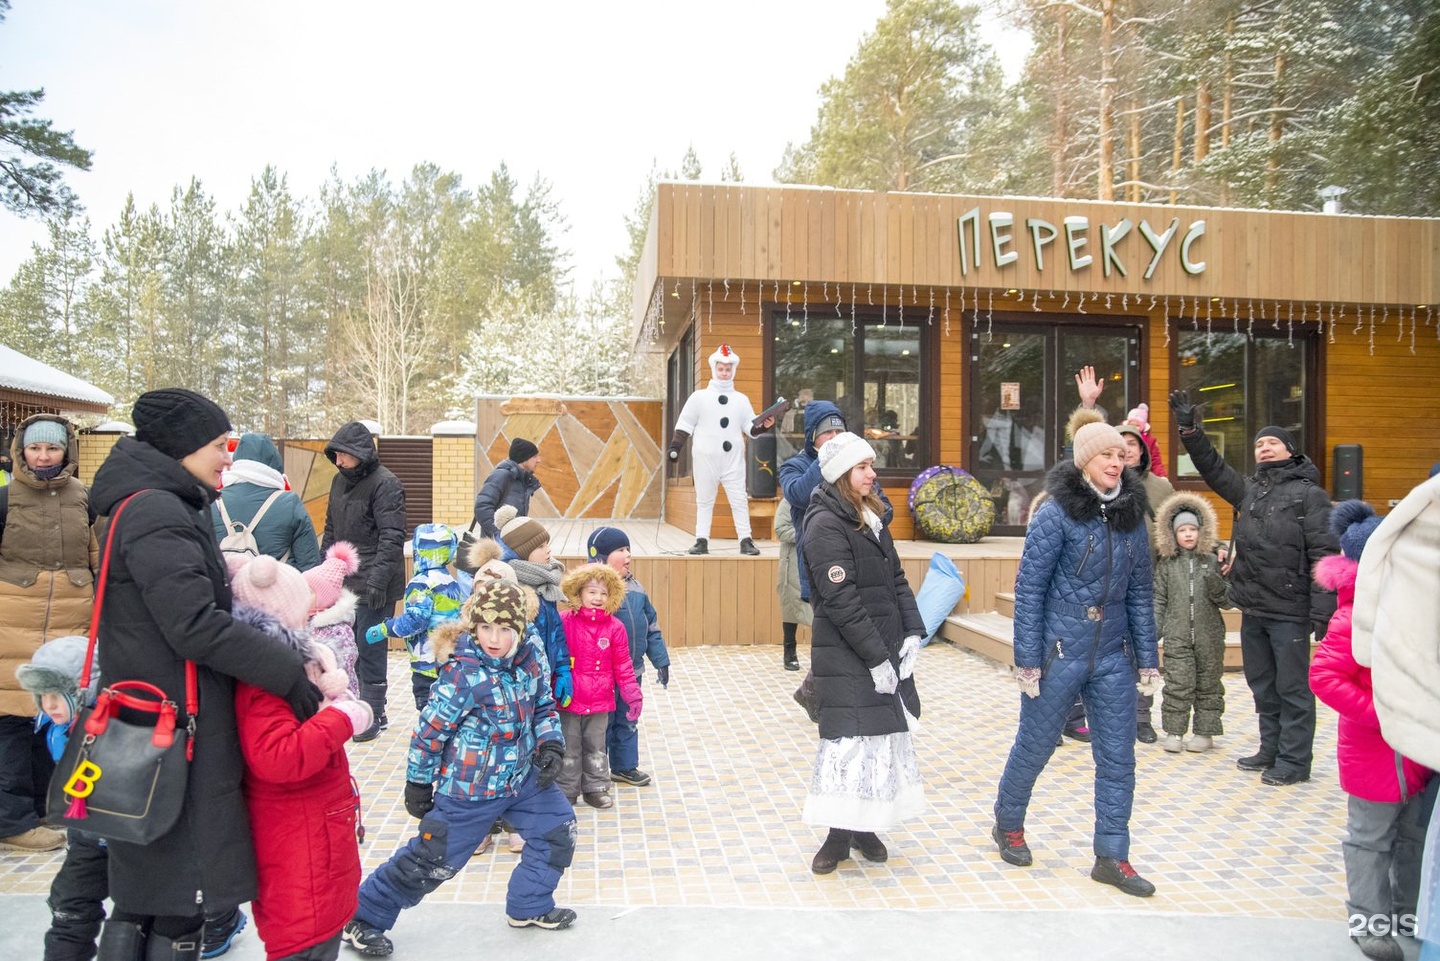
<box><xmin>914</xmin><ymin>552</ymin><xmax>966</xmax><ymax>646</ymax></box>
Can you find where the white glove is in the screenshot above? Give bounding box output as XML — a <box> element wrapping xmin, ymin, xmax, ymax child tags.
<box><xmin>1136</xmin><ymin>668</ymin><xmax>1163</xmax><ymax>698</ymax></box>
<box><xmin>898</xmin><ymin>635</ymin><xmax>922</xmax><ymax>680</ymax></box>
<box><xmin>1015</xmin><ymin>666</ymin><xmax>1041</xmax><ymax>699</ymax></box>
<box><xmin>870</xmin><ymin>660</ymin><xmax>899</xmax><ymax>695</ymax></box>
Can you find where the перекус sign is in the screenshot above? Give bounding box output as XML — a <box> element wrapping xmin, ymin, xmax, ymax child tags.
<box><xmin>957</xmin><ymin>206</ymin><xmax>1207</xmax><ymax>281</ymax></box>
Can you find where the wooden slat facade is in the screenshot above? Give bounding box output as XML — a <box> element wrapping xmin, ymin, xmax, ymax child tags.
<box><xmin>637</xmin><ymin>184</ymin><xmax>1440</xmax><ymax>530</ymax></box>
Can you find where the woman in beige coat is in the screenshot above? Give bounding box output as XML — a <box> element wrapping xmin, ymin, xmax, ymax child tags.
<box><xmin>775</xmin><ymin>497</ymin><xmax>811</xmax><ymax>671</ymax></box>
<box><xmin>0</xmin><ymin>414</ymin><xmax>98</xmax><ymax>852</ymax></box>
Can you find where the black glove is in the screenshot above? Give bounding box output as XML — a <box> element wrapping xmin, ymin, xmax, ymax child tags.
<box><xmin>1167</xmin><ymin>389</ymin><xmax>1201</xmax><ymax>432</ymax></box>
<box><xmin>533</xmin><ymin>740</ymin><xmax>565</xmax><ymax>789</ymax></box>
<box><xmin>1313</xmin><ymin>619</ymin><xmax>1331</xmax><ymax>640</ymax></box>
<box><xmin>656</xmin><ymin>665</ymin><xmax>670</xmax><ymax>689</ymax></box>
<box><xmin>403</xmin><ymin>780</ymin><xmax>434</xmax><ymax>819</ymax></box>
<box><xmin>667</xmin><ymin>430</ymin><xmax>689</xmax><ymax>461</ymax></box>
<box><xmin>364</xmin><ymin>584</ymin><xmax>390</xmax><ymax>612</ymax></box>
<box><xmin>284</xmin><ymin>678</ymin><xmax>321</xmax><ymax>720</ymax></box>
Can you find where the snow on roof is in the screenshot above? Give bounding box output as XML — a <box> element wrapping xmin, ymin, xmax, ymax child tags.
<box><xmin>0</xmin><ymin>344</ymin><xmax>115</xmax><ymax>408</ymax></box>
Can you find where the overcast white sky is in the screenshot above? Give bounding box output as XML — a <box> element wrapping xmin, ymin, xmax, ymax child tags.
<box><xmin>0</xmin><ymin>0</ymin><xmax>1029</xmax><ymax>291</ymax></box>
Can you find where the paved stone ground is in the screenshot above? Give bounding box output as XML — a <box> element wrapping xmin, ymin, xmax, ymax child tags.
<box><xmin>1</xmin><ymin>644</ymin><xmax>1414</xmax><ymax>960</ymax></box>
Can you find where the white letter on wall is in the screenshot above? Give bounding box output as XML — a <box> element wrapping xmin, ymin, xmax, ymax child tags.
<box><xmin>1138</xmin><ymin>219</ymin><xmax>1180</xmax><ymax>280</ymax></box>
<box><xmin>1064</xmin><ymin>216</ymin><xmax>1093</xmax><ymax>271</ymax></box>
<box><xmin>1100</xmin><ymin>218</ymin><xmax>1132</xmax><ymax>278</ymax></box>
<box><xmin>957</xmin><ymin>206</ymin><xmax>982</xmax><ymax>276</ymax></box>
<box><xmin>1027</xmin><ymin>218</ymin><xmax>1058</xmax><ymax>272</ymax></box>
<box><xmin>1180</xmin><ymin>220</ymin><xmax>1207</xmax><ymax>275</ymax></box>
<box><xmin>989</xmin><ymin>212</ymin><xmax>1018</xmax><ymax>267</ymax></box>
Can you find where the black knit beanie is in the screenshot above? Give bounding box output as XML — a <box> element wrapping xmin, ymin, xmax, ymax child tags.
<box><xmin>509</xmin><ymin>437</ymin><xmax>540</xmax><ymax>463</ymax></box>
<box><xmin>132</xmin><ymin>388</ymin><xmax>233</xmax><ymax>460</ymax></box>
<box><xmin>1253</xmin><ymin>426</ymin><xmax>1298</xmax><ymax>455</ymax></box>
<box><xmin>586</xmin><ymin>526</ymin><xmax>631</xmax><ymax>563</ymax></box>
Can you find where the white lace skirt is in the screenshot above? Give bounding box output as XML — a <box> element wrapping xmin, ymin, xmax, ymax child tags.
<box><xmin>801</xmin><ymin>731</ymin><xmax>926</xmax><ymax>832</ymax></box>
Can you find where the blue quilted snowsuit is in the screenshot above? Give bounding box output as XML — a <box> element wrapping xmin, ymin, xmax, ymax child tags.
<box><xmin>993</xmin><ymin>462</ymin><xmax>1158</xmax><ymax>860</ymax></box>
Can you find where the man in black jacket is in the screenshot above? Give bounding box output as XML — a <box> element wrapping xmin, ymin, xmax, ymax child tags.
<box><xmin>474</xmin><ymin>438</ymin><xmax>542</xmax><ymax>539</ymax></box>
<box><xmin>1168</xmin><ymin>391</ymin><xmax>1337</xmax><ymax>786</ymax></box>
<box><xmin>322</xmin><ymin>422</ymin><xmax>407</xmax><ymax>741</ymax></box>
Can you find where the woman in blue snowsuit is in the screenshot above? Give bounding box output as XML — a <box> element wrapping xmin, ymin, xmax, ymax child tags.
<box><xmin>991</xmin><ymin>421</ymin><xmax>1161</xmax><ymax>897</ymax></box>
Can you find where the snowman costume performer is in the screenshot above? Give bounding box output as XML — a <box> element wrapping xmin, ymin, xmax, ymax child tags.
<box><xmin>669</xmin><ymin>344</ymin><xmax>768</xmax><ymax>555</ymax></box>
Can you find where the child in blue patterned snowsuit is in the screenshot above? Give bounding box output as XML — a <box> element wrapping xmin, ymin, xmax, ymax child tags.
<box><xmin>344</xmin><ymin>581</ymin><xmax>577</xmax><ymax>956</ymax></box>
<box><xmin>365</xmin><ymin>524</ymin><xmax>467</xmax><ymax>709</ymax></box>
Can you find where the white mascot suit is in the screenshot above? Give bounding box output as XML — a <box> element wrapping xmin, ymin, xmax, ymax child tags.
<box><xmin>669</xmin><ymin>343</ymin><xmax>764</xmax><ymax>555</ymax></box>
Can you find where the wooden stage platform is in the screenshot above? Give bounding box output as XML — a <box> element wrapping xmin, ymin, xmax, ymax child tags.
<box><xmin>533</xmin><ymin>518</ymin><xmax>1023</xmax><ymax>652</ymax></box>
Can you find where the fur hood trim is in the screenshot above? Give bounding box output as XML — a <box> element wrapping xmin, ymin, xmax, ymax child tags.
<box><xmin>560</xmin><ymin>563</ymin><xmax>626</xmax><ymax>614</ymax></box>
<box><xmin>1044</xmin><ymin>461</ymin><xmax>1148</xmax><ymax>533</ymax></box>
<box><xmin>234</xmin><ymin>603</ymin><xmax>316</xmax><ymax>661</ymax></box>
<box><xmin>466</xmin><ymin>536</ymin><xmax>504</xmax><ymax>573</ymax></box>
<box><xmin>1153</xmin><ymin>491</ymin><xmax>1221</xmax><ymax>558</ymax></box>
<box><xmin>1065</xmin><ymin>405</ymin><xmax>1106</xmax><ymax>443</ymax></box>
<box><xmin>1314</xmin><ymin>552</ymin><xmax>1357</xmax><ymax>593</ymax></box>
<box><xmin>309</xmin><ymin>589</ymin><xmax>359</xmax><ymax>628</ymax></box>
<box><xmin>431</xmin><ymin>622</ymin><xmax>467</xmax><ymax>666</ymax></box>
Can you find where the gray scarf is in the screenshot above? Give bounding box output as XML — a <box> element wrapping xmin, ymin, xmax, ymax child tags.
<box><xmin>510</xmin><ymin>558</ymin><xmax>565</xmax><ymax>603</ymax></box>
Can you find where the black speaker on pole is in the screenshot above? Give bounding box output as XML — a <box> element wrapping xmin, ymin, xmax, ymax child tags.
<box><xmin>1333</xmin><ymin>444</ymin><xmax>1362</xmax><ymax>500</ymax></box>
<box><xmin>747</xmin><ymin>431</ymin><xmax>778</xmax><ymax>498</ymax></box>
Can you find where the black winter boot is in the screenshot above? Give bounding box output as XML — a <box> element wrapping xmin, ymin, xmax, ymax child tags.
<box><xmin>353</xmin><ymin>682</ymin><xmax>389</xmax><ymax>743</ymax></box>
<box><xmin>688</xmin><ymin>538</ymin><xmax>709</xmax><ymax>555</ymax></box>
<box><xmin>811</xmin><ymin>828</ymin><xmax>852</xmax><ymax>874</ymax></box>
<box><xmin>782</xmin><ymin>622</ymin><xmax>800</xmax><ymax>671</ymax></box>
<box><xmin>143</xmin><ymin>926</ymin><xmax>202</xmax><ymax>961</ymax></box>
<box><xmin>97</xmin><ymin>921</ymin><xmax>146</xmax><ymax>961</ymax></box>
<box><xmin>850</xmin><ymin>831</ymin><xmax>888</xmax><ymax>862</ymax></box>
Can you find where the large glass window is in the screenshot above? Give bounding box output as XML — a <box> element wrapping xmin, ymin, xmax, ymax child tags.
<box><xmin>773</xmin><ymin>310</ymin><xmax>927</xmax><ymax>473</ymax></box>
<box><xmin>665</xmin><ymin>327</ymin><xmax>695</xmax><ymax>476</ymax></box>
<box><xmin>1174</xmin><ymin>330</ymin><xmax>1312</xmax><ymax>477</ymax></box>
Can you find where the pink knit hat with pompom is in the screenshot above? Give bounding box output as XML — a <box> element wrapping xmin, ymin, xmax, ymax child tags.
<box><xmin>230</xmin><ymin>555</ymin><xmax>314</xmax><ymax>631</ymax></box>
<box><xmin>1125</xmin><ymin>404</ymin><xmax>1150</xmax><ymax>431</ymax></box>
<box><xmin>304</xmin><ymin>542</ymin><xmax>360</xmax><ymax>614</ymax></box>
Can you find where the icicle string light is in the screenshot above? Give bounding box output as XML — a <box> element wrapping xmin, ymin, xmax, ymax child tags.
<box><xmin>1163</xmin><ymin>298</ymin><xmax>1171</xmax><ymax>347</ymax></box>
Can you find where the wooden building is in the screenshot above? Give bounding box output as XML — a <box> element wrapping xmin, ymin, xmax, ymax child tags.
<box><xmin>633</xmin><ymin>184</ymin><xmax>1439</xmax><ymax>540</ymax></box>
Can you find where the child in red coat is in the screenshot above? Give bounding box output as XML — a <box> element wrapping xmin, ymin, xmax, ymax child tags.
<box><xmin>557</xmin><ymin>563</ymin><xmax>642</xmax><ymax>809</ymax></box>
<box><xmin>229</xmin><ymin>555</ymin><xmax>373</xmax><ymax>961</ymax></box>
<box><xmin>1310</xmin><ymin>501</ymin><xmax>1433</xmax><ymax>961</ymax></box>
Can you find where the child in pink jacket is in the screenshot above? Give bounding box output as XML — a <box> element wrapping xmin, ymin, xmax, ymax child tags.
<box><xmin>557</xmin><ymin>563</ymin><xmax>642</xmax><ymax>810</ymax></box>
<box><xmin>1310</xmin><ymin>500</ymin><xmax>1433</xmax><ymax>961</ymax></box>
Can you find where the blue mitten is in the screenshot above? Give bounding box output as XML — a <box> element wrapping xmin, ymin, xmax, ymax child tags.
<box><xmin>553</xmin><ymin>664</ymin><xmax>574</xmax><ymax>708</ymax></box>
<box><xmin>364</xmin><ymin>623</ymin><xmax>387</xmax><ymax>645</ymax></box>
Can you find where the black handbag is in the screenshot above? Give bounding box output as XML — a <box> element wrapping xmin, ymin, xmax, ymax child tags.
<box><xmin>45</xmin><ymin>491</ymin><xmax>197</xmax><ymax>845</ymax></box>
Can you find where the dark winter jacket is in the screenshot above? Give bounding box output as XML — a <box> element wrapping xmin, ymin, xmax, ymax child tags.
<box><xmin>474</xmin><ymin>459</ymin><xmax>542</xmax><ymax>538</ymax></box>
<box><xmin>803</xmin><ymin>482</ymin><xmax>925</xmax><ymax>740</ymax></box>
<box><xmin>321</xmin><ymin>422</ymin><xmax>406</xmax><ymax>606</ymax></box>
<box><xmin>231</xmin><ymin>605</ymin><xmax>359</xmax><ymax>959</ymax></box>
<box><xmin>1152</xmin><ymin>491</ymin><xmax>1229</xmax><ymax>645</ymax></box>
<box><xmin>87</xmin><ymin>436</ymin><xmax>309</xmax><ymax>916</ymax></box>
<box><xmin>1178</xmin><ymin>429</ymin><xmax>1337</xmax><ymax>627</ymax></box>
<box><xmin>210</xmin><ymin>433</ymin><xmax>322</xmax><ymax>571</ymax></box>
<box><xmin>780</xmin><ymin>401</ymin><xmax>891</xmax><ymax>602</ymax></box>
<box><xmin>1013</xmin><ymin>463</ymin><xmax>1158</xmax><ymax>672</ymax></box>
<box><xmin>615</xmin><ymin>573</ymin><xmax>671</xmax><ymax>682</ymax></box>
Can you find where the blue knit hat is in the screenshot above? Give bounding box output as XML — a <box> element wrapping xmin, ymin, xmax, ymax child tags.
<box><xmin>22</xmin><ymin>419</ymin><xmax>69</xmax><ymax>449</ymax></box>
<box><xmin>1328</xmin><ymin>499</ymin><xmax>1382</xmax><ymax>562</ymax></box>
<box><xmin>586</xmin><ymin>526</ymin><xmax>630</xmax><ymax>562</ymax></box>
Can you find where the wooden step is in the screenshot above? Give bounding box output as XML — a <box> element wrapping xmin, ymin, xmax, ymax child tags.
<box><xmin>941</xmin><ymin>612</ymin><xmax>1015</xmax><ymax>666</ymax></box>
<box><xmin>994</xmin><ymin>592</ymin><xmax>1015</xmax><ymax>618</ymax></box>
<box><xmin>943</xmin><ymin>610</ymin><xmax>1246</xmax><ymax>672</ymax></box>
<box><xmin>1223</xmin><ymin>607</ymin><xmax>1242</xmax><ymax>631</ymax></box>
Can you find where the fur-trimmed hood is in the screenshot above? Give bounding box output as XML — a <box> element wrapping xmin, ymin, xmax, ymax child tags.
<box><xmin>234</xmin><ymin>603</ymin><xmax>317</xmax><ymax>661</ymax></box>
<box><xmin>308</xmin><ymin>588</ymin><xmax>358</xmax><ymax>629</ymax></box>
<box><xmin>1044</xmin><ymin>461</ymin><xmax>1148</xmax><ymax>533</ymax></box>
<box><xmin>1153</xmin><ymin>490</ymin><xmax>1220</xmax><ymax>558</ymax></box>
<box><xmin>560</xmin><ymin>562</ymin><xmax>626</xmax><ymax>614</ymax></box>
<box><xmin>1314</xmin><ymin>552</ymin><xmax>1357</xmax><ymax>594</ymax></box>
<box><xmin>1115</xmin><ymin>422</ymin><xmax>1152</xmax><ymax>474</ymax></box>
<box><xmin>432</xmin><ymin>583</ymin><xmax>540</xmax><ymax>665</ymax></box>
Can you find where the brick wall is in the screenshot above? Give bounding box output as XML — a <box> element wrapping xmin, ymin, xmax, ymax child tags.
<box><xmin>77</xmin><ymin>432</ymin><xmax>124</xmax><ymax>486</ymax></box>
<box><xmin>431</xmin><ymin>433</ymin><xmax>476</xmax><ymax>530</ymax></box>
